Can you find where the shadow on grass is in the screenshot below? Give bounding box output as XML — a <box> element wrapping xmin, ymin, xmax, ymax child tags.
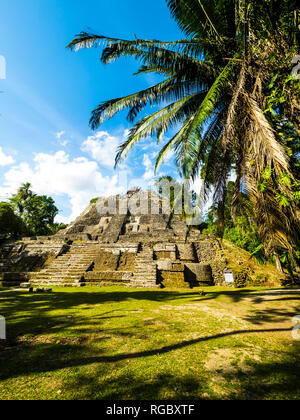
<box><xmin>64</xmin><ymin>371</ymin><xmax>209</xmax><ymax>400</ymax></box>
<box><xmin>244</xmin><ymin>308</ymin><xmax>300</xmax><ymax>325</ymax></box>
<box><xmin>62</xmin><ymin>356</ymin><xmax>300</xmax><ymax>400</ymax></box>
<box><xmin>1</xmin><ymin>330</ymin><xmax>299</xmax><ymax>399</ymax></box>
<box><xmin>0</xmin><ymin>287</ymin><xmax>299</xmax><ymax>345</ymax></box>
<box><xmin>1</xmin><ymin>288</ymin><xmax>300</xmax><ymax>399</ymax></box>
<box><xmin>0</xmin><ymin>325</ymin><xmax>293</xmax><ymax>381</ymax></box>
<box><xmin>197</xmin><ymin>289</ymin><xmax>300</xmax><ymax>304</ymax></box>
<box><xmin>0</xmin><ymin>289</ymin><xmax>197</xmax><ymax>338</ymax></box>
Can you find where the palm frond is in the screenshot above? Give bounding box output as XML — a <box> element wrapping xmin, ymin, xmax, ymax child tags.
<box><xmin>154</xmin><ymin>118</ymin><xmax>195</xmax><ymax>173</ymax></box>
<box><xmin>67</xmin><ymin>31</ymin><xmax>199</xmax><ymax>53</ymax></box>
<box><xmin>174</xmin><ymin>61</ymin><xmax>234</xmax><ymax>170</ymax></box>
<box><xmin>115</xmin><ymin>92</ymin><xmax>203</xmax><ymax>165</ymax></box>
<box><xmin>166</xmin><ymin>0</ymin><xmax>222</xmax><ymax>41</ymax></box>
<box><xmin>189</xmin><ymin>109</ymin><xmax>225</xmax><ymax>181</ymax></box>
<box><xmin>246</xmin><ymin>96</ymin><xmax>291</xmax><ymax>177</ymax></box>
<box><xmin>67</xmin><ymin>32</ymin><xmax>205</xmax><ymax>65</ymax></box>
<box><xmin>222</xmin><ymin>64</ymin><xmax>246</xmax><ymax>147</ymax></box>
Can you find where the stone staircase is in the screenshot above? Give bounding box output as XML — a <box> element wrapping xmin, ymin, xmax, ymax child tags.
<box><xmin>101</xmin><ymin>215</ymin><xmax>128</xmax><ymax>244</ymax></box>
<box><xmin>29</xmin><ymin>243</ymin><xmax>99</xmax><ymax>287</ymax></box>
<box><xmin>84</xmin><ymin>271</ymin><xmax>133</xmax><ymax>287</ymax></box>
<box><xmin>0</xmin><ymin>257</ymin><xmax>20</xmax><ymax>287</ymax></box>
<box><xmin>131</xmin><ymin>245</ymin><xmax>158</xmax><ymax>288</ymax></box>
<box><xmin>187</xmin><ymin>229</ymin><xmax>203</xmax><ymax>242</ymax></box>
<box><xmin>0</xmin><ymin>257</ymin><xmax>10</xmax><ymax>275</ymax></box>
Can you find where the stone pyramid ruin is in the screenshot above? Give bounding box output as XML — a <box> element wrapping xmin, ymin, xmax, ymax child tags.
<box><xmin>0</xmin><ymin>190</ymin><xmax>226</xmax><ymax>288</ymax></box>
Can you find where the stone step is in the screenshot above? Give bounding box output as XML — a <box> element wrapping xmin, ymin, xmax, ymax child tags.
<box><xmin>135</xmin><ymin>260</ymin><xmax>155</xmax><ymax>264</ymax></box>
<box><xmin>0</xmin><ymin>281</ymin><xmax>22</xmax><ymax>287</ymax></box>
<box><xmin>41</xmin><ymin>269</ymin><xmax>88</xmax><ymax>273</ymax></box>
<box><xmin>48</xmin><ymin>266</ymin><xmax>90</xmax><ymax>271</ymax></box>
<box><xmin>135</xmin><ymin>266</ymin><xmax>156</xmax><ymax>270</ymax></box>
<box><xmin>134</xmin><ymin>273</ymin><xmax>156</xmax><ymax>276</ymax></box>
<box><xmin>39</xmin><ymin>269</ymin><xmax>88</xmax><ymax>274</ymax></box>
<box><xmin>31</xmin><ymin>283</ymin><xmax>76</xmax><ymax>287</ymax></box>
<box><xmin>134</xmin><ymin>272</ymin><xmax>156</xmax><ymax>276</ymax></box>
<box><xmin>128</xmin><ymin>283</ymin><xmax>158</xmax><ymax>288</ymax></box>
<box><xmin>132</xmin><ymin>279</ymin><xmax>157</xmax><ymax>283</ymax></box>
<box><xmin>135</xmin><ymin>263</ymin><xmax>156</xmax><ymax>266</ymax></box>
<box><xmin>133</xmin><ymin>281</ymin><xmax>157</xmax><ymax>284</ymax></box>
<box><xmin>135</xmin><ymin>264</ymin><xmax>154</xmax><ymax>268</ymax></box>
<box><xmin>134</xmin><ymin>271</ymin><xmax>156</xmax><ymax>275</ymax></box>
<box><xmin>55</xmin><ymin>258</ymin><xmax>94</xmax><ymax>262</ymax></box>
<box><xmin>31</xmin><ymin>279</ymin><xmax>83</xmax><ymax>284</ymax></box>
<box><xmin>31</xmin><ymin>269</ymin><xmax>87</xmax><ymax>274</ymax></box>
<box><xmin>84</xmin><ymin>283</ymin><xmax>130</xmax><ymax>287</ymax></box>
<box><xmin>31</xmin><ymin>275</ymin><xmax>84</xmax><ymax>280</ymax></box>
<box><xmin>46</xmin><ymin>262</ymin><xmax>92</xmax><ymax>266</ymax></box>
<box><xmin>84</xmin><ymin>279</ymin><xmax>131</xmax><ymax>286</ymax></box>
<box><xmin>66</xmin><ymin>251</ymin><xmax>97</xmax><ymax>254</ymax></box>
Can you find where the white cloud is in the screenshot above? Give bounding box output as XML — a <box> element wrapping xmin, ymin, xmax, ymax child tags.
<box><xmin>59</xmin><ymin>140</ymin><xmax>70</xmax><ymax>147</ymax></box>
<box><xmin>142</xmin><ymin>153</ymin><xmax>155</xmax><ymax>181</ymax></box>
<box><xmin>1</xmin><ymin>150</ymin><xmax>124</xmax><ymax>223</ymax></box>
<box><xmin>0</xmin><ymin>147</ymin><xmax>15</xmax><ymax>166</ymax></box>
<box><xmin>141</xmin><ymin>137</ymin><xmax>174</xmax><ymax>168</ymax></box>
<box><xmin>81</xmin><ymin>131</ymin><xmax>120</xmax><ymax>169</ymax></box>
<box><xmin>55</xmin><ymin>131</ymin><xmax>65</xmax><ymax>140</ymax></box>
<box><xmin>55</xmin><ymin>131</ymin><xmax>69</xmax><ymax>147</ymax></box>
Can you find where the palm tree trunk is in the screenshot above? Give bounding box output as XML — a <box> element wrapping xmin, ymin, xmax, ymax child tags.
<box><xmin>274</xmin><ymin>252</ymin><xmax>284</xmax><ymax>273</ymax></box>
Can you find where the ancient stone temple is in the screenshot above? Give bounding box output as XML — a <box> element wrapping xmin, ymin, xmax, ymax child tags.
<box><xmin>0</xmin><ymin>190</ymin><xmax>226</xmax><ymax>288</ymax></box>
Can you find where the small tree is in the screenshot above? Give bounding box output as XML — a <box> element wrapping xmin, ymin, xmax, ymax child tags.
<box><xmin>22</xmin><ymin>195</ymin><xmax>59</xmax><ymax>236</ymax></box>
<box><xmin>10</xmin><ymin>184</ymin><xmax>59</xmax><ymax>236</ymax></box>
<box><xmin>10</xmin><ymin>183</ymin><xmax>33</xmax><ymax>216</ymax></box>
<box><xmin>0</xmin><ymin>202</ymin><xmax>25</xmax><ymax>239</ymax></box>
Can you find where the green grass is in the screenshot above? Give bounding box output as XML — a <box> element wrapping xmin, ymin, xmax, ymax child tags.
<box><xmin>0</xmin><ymin>286</ymin><xmax>300</xmax><ymax>400</ymax></box>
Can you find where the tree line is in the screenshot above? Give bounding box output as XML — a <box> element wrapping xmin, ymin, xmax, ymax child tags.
<box><xmin>0</xmin><ymin>183</ymin><xmax>67</xmax><ymax>239</ymax></box>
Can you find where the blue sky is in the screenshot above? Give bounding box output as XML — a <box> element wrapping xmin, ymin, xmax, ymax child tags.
<box><xmin>0</xmin><ymin>0</ymin><xmax>190</xmax><ymax>222</ymax></box>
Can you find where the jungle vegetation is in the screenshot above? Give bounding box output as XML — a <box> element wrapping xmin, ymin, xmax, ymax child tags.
<box><xmin>69</xmin><ymin>0</ymin><xmax>300</xmax><ymax>273</ymax></box>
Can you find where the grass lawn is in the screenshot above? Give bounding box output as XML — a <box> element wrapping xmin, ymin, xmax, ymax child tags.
<box><xmin>0</xmin><ymin>286</ymin><xmax>299</xmax><ymax>400</ymax></box>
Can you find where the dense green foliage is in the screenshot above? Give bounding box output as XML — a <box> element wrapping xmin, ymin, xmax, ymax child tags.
<box><xmin>69</xmin><ymin>0</ymin><xmax>299</xmax><ymax>272</ymax></box>
<box><xmin>0</xmin><ymin>202</ymin><xmax>25</xmax><ymax>239</ymax></box>
<box><xmin>203</xmin><ymin>182</ymin><xmax>300</xmax><ymax>273</ymax></box>
<box><xmin>1</xmin><ymin>183</ymin><xmax>62</xmax><ymax>237</ymax></box>
<box><xmin>203</xmin><ymin>182</ymin><xmax>266</xmax><ymax>260</ymax></box>
<box><xmin>17</xmin><ymin>194</ymin><xmax>58</xmax><ymax>236</ymax></box>
<box><xmin>90</xmin><ymin>197</ymin><xmax>100</xmax><ymax>205</ymax></box>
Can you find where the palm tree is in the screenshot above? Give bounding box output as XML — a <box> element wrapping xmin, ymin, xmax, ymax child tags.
<box><xmin>10</xmin><ymin>183</ymin><xmax>33</xmax><ymax>216</ymax></box>
<box><xmin>68</xmin><ymin>0</ymin><xmax>299</xmax><ymax>270</ymax></box>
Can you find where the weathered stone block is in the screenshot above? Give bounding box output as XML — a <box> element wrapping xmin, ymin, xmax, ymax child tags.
<box><xmin>158</xmin><ymin>271</ymin><xmax>186</xmax><ymax>288</ymax></box>
<box><xmin>20</xmin><ymin>282</ymin><xmax>31</xmax><ymax>288</ymax></box>
<box><xmin>185</xmin><ymin>263</ymin><xmax>213</xmax><ymax>285</ymax></box>
<box><xmin>157</xmin><ymin>260</ymin><xmax>173</xmax><ymax>271</ymax></box>
<box><xmin>170</xmin><ymin>263</ymin><xmax>185</xmax><ymax>272</ymax></box>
